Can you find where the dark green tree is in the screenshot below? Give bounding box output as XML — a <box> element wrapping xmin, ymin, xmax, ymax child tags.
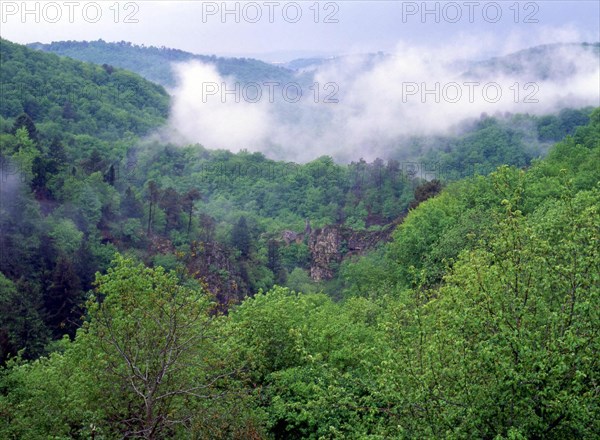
<box><xmin>120</xmin><ymin>186</ymin><xmax>144</xmax><ymax>219</ymax></box>
<box><xmin>146</xmin><ymin>180</ymin><xmax>160</xmax><ymax>235</ymax></box>
<box><xmin>158</xmin><ymin>187</ymin><xmax>181</xmax><ymax>234</ymax></box>
<box><xmin>408</xmin><ymin>179</ymin><xmax>443</xmax><ymax>210</ymax></box>
<box><xmin>43</xmin><ymin>257</ymin><xmax>83</xmax><ymax>339</ymax></box>
<box><xmin>267</xmin><ymin>239</ymin><xmax>286</xmax><ymax>284</ymax></box>
<box><xmin>103</xmin><ymin>164</ymin><xmax>116</xmax><ymax>186</ymax></box>
<box><xmin>11</xmin><ymin>113</ymin><xmax>38</xmax><ymax>142</ymax></box>
<box><xmin>231</xmin><ymin>216</ymin><xmax>251</xmax><ymax>258</ymax></box>
<box><xmin>198</xmin><ymin>213</ymin><xmax>216</xmax><ymax>242</ymax></box>
<box><xmin>82</xmin><ymin>150</ymin><xmax>105</xmax><ymax>174</ymax></box>
<box><xmin>181</xmin><ymin>188</ymin><xmax>202</xmax><ymax>235</ymax></box>
<box><xmin>0</xmin><ymin>274</ymin><xmax>49</xmax><ymax>363</ymax></box>
<box><xmin>61</xmin><ymin>101</ymin><xmax>76</xmax><ymax>120</ymax></box>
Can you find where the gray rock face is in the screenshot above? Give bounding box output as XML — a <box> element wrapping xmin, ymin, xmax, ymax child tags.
<box><xmin>308</xmin><ymin>226</ymin><xmax>343</xmax><ymax>281</ymax></box>
<box><xmin>307</xmin><ymin>218</ymin><xmax>404</xmax><ymax>281</ymax></box>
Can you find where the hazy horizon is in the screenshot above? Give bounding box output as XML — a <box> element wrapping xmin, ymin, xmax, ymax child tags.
<box><xmin>2</xmin><ymin>1</ymin><xmax>599</xmax><ymax>161</ymax></box>
<box><xmin>2</xmin><ymin>1</ymin><xmax>599</xmax><ymax>62</ymax></box>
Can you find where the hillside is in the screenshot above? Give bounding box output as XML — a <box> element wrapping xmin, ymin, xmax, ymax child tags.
<box><xmin>284</xmin><ymin>43</ymin><xmax>600</xmax><ymax>79</ymax></box>
<box><xmin>27</xmin><ymin>39</ymin><xmax>299</xmax><ymax>88</ymax></box>
<box><xmin>0</xmin><ymin>38</ymin><xmax>169</xmax><ymax>141</ymax></box>
<box><xmin>0</xmin><ymin>35</ymin><xmax>599</xmax><ymax>438</ymax></box>
<box><xmin>0</xmin><ymin>39</ymin><xmax>595</xmax><ymax>332</ymax></box>
<box><xmin>465</xmin><ymin>42</ymin><xmax>600</xmax><ymax>79</ymax></box>
<box><xmin>2</xmin><ymin>105</ymin><xmax>598</xmax><ymax>436</ymax></box>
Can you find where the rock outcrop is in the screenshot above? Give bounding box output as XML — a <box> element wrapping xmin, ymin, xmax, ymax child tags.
<box><xmin>307</xmin><ymin>218</ymin><xmax>403</xmax><ymax>281</ymax></box>
<box><xmin>308</xmin><ymin>226</ymin><xmax>343</xmax><ymax>281</ymax></box>
<box><xmin>184</xmin><ymin>241</ymin><xmax>244</xmax><ymax>308</ymax></box>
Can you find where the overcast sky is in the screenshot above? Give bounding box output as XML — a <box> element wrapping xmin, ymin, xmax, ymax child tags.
<box><xmin>1</xmin><ymin>1</ymin><xmax>599</xmax><ymax>61</ymax></box>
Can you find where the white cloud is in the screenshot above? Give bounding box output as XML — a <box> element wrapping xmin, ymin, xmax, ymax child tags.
<box><xmin>167</xmin><ymin>34</ymin><xmax>600</xmax><ymax>162</ymax></box>
<box><xmin>169</xmin><ymin>62</ymin><xmax>272</xmax><ymax>150</ymax></box>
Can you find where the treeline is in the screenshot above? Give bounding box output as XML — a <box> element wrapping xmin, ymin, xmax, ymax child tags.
<box><xmin>28</xmin><ymin>39</ymin><xmax>298</xmax><ymax>88</ymax></box>
<box><xmin>1</xmin><ymin>109</ymin><xmax>598</xmax><ymax>439</ymax></box>
<box><xmin>414</xmin><ymin>107</ymin><xmax>594</xmax><ymax>176</ymax></box>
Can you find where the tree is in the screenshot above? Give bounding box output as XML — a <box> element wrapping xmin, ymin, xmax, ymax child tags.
<box><xmin>104</xmin><ymin>164</ymin><xmax>116</xmax><ymax>186</ymax></box>
<box><xmin>231</xmin><ymin>216</ymin><xmax>251</xmax><ymax>258</ymax></box>
<box><xmin>121</xmin><ymin>186</ymin><xmax>144</xmax><ymax>219</ymax></box>
<box><xmin>182</xmin><ymin>188</ymin><xmax>202</xmax><ymax>235</ymax></box>
<box><xmin>267</xmin><ymin>239</ymin><xmax>286</xmax><ymax>284</ymax></box>
<box><xmin>229</xmin><ymin>287</ymin><xmax>386</xmax><ymax>438</ymax></box>
<box><xmin>383</xmin><ymin>185</ymin><xmax>600</xmax><ymax>438</ymax></box>
<box><xmin>285</xmin><ymin>268</ymin><xmax>317</xmax><ymax>294</ymax></box>
<box><xmin>82</xmin><ymin>149</ymin><xmax>106</xmax><ymax>174</ymax></box>
<box><xmin>158</xmin><ymin>187</ymin><xmax>181</xmax><ymax>234</ymax></box>
<box><xmin>11</xmin><ymin>113</ymin><xmax>38</xmax><ymax>142</ymax></box>
<box><xmin>198</xmin><ymin>213</ymin><xmax>216</xmax><ymax>243</ymax></box>
<box><xmin>0</xmin><ymin>274</ymin><xmax>48</xmax><ymax>363</ymax></box>
<box><xmin>48</xmin><ymin>218</ymin><xmax>83</xmax><ymax>256</ymax></box>
<box><xmin>78</xmin><ymin>182</ymin><xmax>102</xmax><ymax>232</ymax></box>
<box><xmin>43</xmin><ymin>257</ymin><xmax>83</xmax><ymax>339</ymax></box>
<box><xmin>146</xmin><ymin>180</ymin><xmax>160</xmax><ymax>235</ymax></box>
<box><xmin>84</xmin><ymin>256</ymin><xmax>239</xmax><ymax>438</ymax></box>
<box><xmin>11</xmin><ymin>128</ymin><xmax>40</xmax><ymax>183</ymax></box>
<box><xmin>30</xmin><ymin>154</ymin><xmax>57</xmax><ymax>199</ymax></box>
<box><xmin>408</xmin><ymin>179</ymin><xmax>442</xmax><ymax>210</ymax></box>
<box><xmin>61</xmin><ymin>100</ymin><xmax>77</xmax><ymax>120</ymax></box>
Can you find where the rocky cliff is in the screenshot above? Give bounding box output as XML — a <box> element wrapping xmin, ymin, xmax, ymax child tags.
<box><xmin>307</xmin><ymin>219</ymin><xmax>403</xmax><ymax>281</ymax></box>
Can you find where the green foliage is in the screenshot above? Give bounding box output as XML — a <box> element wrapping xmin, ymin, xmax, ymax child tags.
<box><xmin>48</xmin><ymin>219</ymin><xmax>83</xmax><ymax>256</ymax></box>
<box><xmin>417</xmin><ymin>108</ymin><xmax>594</xmax><ymax>178</ymax></box>
<box><xmin>0</xmin><ymin>338</ymin><xmax>94</xmax><ymax>439</ymax></box>
<box><xmin>1</xmin><ymin>256</ymin><xmax>259</xmax><ymax>439</ymax></box>
<box><xmin>0</xmin><ymin>274</ymin><xmax>49</xmax><ymax>363</ymax></box>
<box><xmin>380</xmin><ymin>186</ymin><xmax>600</xmax><ymax>438</ymax></box>
<box><xmin>229</xmin><ymin>287</ymin><xmax>389</xmax><ymax>438</ymax></box>
<box><xmin>82</xmin><ymin>256</ymin><xmax>223</xmax><ymax>437</ymax></box>
<box><xmin>11</xmin><ymin>127</ymin><xmax>40</xmax><ymax>182</ymax></box>
<box><xmin>44</xmin><ymin>257</ymin><xmax>83</xmax><ymax>338</ymax></box>
<box><xmin>29</xmin><ymin>39</ymin><xmax>298</xmax><ymax>88</ymax></box>
<box><xmin>286</xmin><ymin>267</ymin><xmax>319</xmax><ymax>294</ymax></box>
<box><xmin>232</xmin><ymin>216</ymin><xmax>251</xmax><ymax>258</ymax></box>
<box><xmin>1</xmin><ymin>35</ymin><xmax>599</xmax><ymax>439</ymax></box>
<box><xmin>1</xmin><ymin>39</ymin><xmax>169</xmax><ymax>141</ymax></box>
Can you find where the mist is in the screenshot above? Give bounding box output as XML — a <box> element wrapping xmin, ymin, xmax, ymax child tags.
<box><xmin>166</xmin><ymin>38</ymin><xmax>600</xmax><ymax>163</ymax></box>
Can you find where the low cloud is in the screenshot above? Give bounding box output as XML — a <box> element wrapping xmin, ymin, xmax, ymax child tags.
<box><xmin>168</xmin><ymin>62</ymin><xmax>272</xmax><ymax>150</ymax></box>
<box><xmin>166</xmin><ymin>35</ymin><xmax>600</xmax><ymax>162</ymax></box>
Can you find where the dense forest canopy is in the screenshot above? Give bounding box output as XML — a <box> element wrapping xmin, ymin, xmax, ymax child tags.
<box><xmin>28</xmin><ymin>39</ymin><xmax>299</xmax><ymax>88</ymax></box>
<box><xmin>0</xmin><ymin>38</ymin><xmax>599</xmax><ymax>439</ymax></box>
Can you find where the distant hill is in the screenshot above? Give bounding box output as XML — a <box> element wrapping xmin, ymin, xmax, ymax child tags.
<box><xmin>27</xmin><ymin>40</ymin><xmax>599</xmax><ymax>93</ymax></box>
<box><xmin>28</xmin><ymin>40</ymin><xmax>299</xmax><ymax>88</ymax></box>
<box><xmin>279</xmin><ymin>52</ymin><xmax>390</xmax><ymax>73</ymax></box>
<box><xmin>1</xmin><ymin>38</ymin><xmax>169</xmax><ymax>140</ymax></box>
<box><xmin>282</xmin><ymin>43</ymin><xmax>600</xmax><ymax>80</ymax></box>
<box><xmin>464</xmin><ymin>42</ymin><xmax>600</xmax><ymax>80</ymax></box>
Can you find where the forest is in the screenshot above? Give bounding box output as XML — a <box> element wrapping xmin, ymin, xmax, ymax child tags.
<box><xmin>0</xmin><ymin>38</ymin><xmax>599</xmax><ymax>439</ymax></box>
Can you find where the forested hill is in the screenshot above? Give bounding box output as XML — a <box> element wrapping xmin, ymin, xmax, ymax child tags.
<box><xmin>465</xmin><ymin>42</ymin><xmax>600</xmax><ymax>79</ymax></box>
<box><xmin>0</xmin><ymin>38</ymin><xmax>169</xmax><ymax>140</ymax></box>
<box><xmin>279</xmin><ymin>43</ymin><xmax>600</xmax><ymax>77</ymax></box>
<box><xmin>28</xmin><ymin>39</ymin><xmax>298</xmax><ymax>88</ymax></box>
<box><xmin>1</xmin><ymin>34</ymin><xmax>599</xmax><ymax>437</ymax></box>
<box><xmin>1</xmin><ymin>109</ymin><xmax>598</xmax><ymax>438</ymax></box>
